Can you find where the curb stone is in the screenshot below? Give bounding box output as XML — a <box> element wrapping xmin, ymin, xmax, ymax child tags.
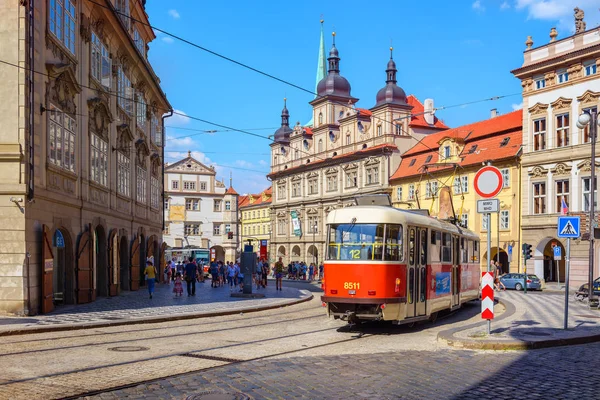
<box><xmin>438</xmin><ymin>296</ymin><xmax>600</xmax><ymax>350</ymax></box>
<box><xmin>0</xmin><ymin>292</ymin><xmax>313</xmax><ymax>337</ymax></box>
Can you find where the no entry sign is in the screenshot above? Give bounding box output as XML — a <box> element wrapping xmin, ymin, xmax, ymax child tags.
<box><xmin>474</xmin><ymin>166</ymin><xmax>503</xmax><ymax>198</ymax></box>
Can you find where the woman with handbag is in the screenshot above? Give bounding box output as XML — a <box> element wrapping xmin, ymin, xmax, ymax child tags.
<box><xmin>144</xmin><ymin>258</ymin><xmax>157</xmax><ymax>299</ymax></box>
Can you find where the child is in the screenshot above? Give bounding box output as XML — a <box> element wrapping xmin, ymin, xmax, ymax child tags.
<box><xmin>173</xmin><ymin>272</ymin><xmax>184</xmax><ymax>297</ymax></box>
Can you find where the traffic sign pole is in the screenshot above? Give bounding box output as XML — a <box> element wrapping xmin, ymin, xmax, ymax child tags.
<box><xmin>564</xmin><ymin>238</ymin><xmax>570</xmax><ymax>330</ymax></box>
<box><xmin>487</xmin><ymin>212</ymin><xmax>491</xmax><ymax>334</ymax></box>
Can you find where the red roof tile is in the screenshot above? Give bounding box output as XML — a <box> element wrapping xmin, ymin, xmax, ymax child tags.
<box><xmin>239</xmin><ymin>187</ymin><xmax>272</xmax><ymax>209</ymax></box>
<box><xmin>225</xmin><ymin>186</ymin><xmax>238</xmax><ymax>195</ymax></box>
<box><xmin>407</xmin><ymin>96</ymin><xmax>449</xmax><ymax>130</ymax></box>
<box><xmin>357</xmin><ymin>108</ymin><xmax>372</xmax><ymax>117</ymax></box>
<box><xmin>390</xmin><ymin>110</ymin><xmax>522</xmax><ymax>181</ymax></box>
<box><xmin>303</xmin><ymin>127</ymin><xmax>313</xmax><ymax>136</ymax></box>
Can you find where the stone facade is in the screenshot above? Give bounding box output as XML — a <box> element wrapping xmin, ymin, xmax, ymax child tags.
<box><xmin>0</xmin><ymin>1</ymin><xmax>170</xmax><ymax>314</ymax></box>
<box><xmin>163</xmin><ymin>153</ymin><xmax>240</xmax><ymax>263</ymax></box>
<box><xmin>511</xmin><ymin>12</ymin><xmax>600</xmax><ymax>287</ymax></box>
<box><xmin>239</xmin><ymin>187</ymin><xmax>272</xmax><ymax>260</ymax></box>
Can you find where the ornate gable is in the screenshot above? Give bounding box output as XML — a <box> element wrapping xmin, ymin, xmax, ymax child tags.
<box><xmin>45</xmin><ymin>63</ymin><xmax>82</xmax><ymax>116</ymax></box>
<box><xmin>576</xmin><ymin>90</ymin><xmax>600</xmax><ymax>104</ymax></box>
<box><xmin>88</xmin><ymin>97</ymin><xmax>114</xmax><ymax>141</ymax></box>
<box><xmin>342</xmin><ymin>162</ymin><xmax>359</xmax><ymax>171</ymax></box>
<box><xmin>306</xmin><ymin>207</ymin><xmax>319</xmax><ymax>214</ymax></box>
<box><xmin>364</xmin><ymin>157</ymin><xmax>380</xmax><ymax>166</ymax></box>
<box><xmin>528</xmin><ymin>165</ymin><xmax>549</xmax><ymax>178</ymax></box>
<box><xmin>116</xmin><ymin>124</ymin><xmax>134</xmax><ymax>152</ymax></box>
<box><xmin>550</xmin><ymin>97</ymin><xmax>572</xmax><ymax>111</ymax></box>
<box><xmin>291</xmin><ymin>175</ymin><xmax>302</xmax><ymax>182</ymax></box>
<box><xmin>528</xmin><ymin>102</ymin><xmax>549</xmax><ymax>115</ymax></box>
<box><xmin>551</xmin><ymin>162</ymin><xmax>571</xmax><ymax>176</ymax></box>
<box><xmin>166</xmin><ymin>155</ymin><xmax>216</xmax><ymax>175</ymax></box>
<box><xmin>150</xmin><ymin>152</ymin><xmax>161</xmax><ymax>177</ymax></box>
<box><xmin>135</xmin><ymin>139</ymin><xmax>150</xmax><ymax>168</ymax></box>
<box><xmin>306</xmin><ymin>171</ymin><xmax>319</xmax><ymax>178</ymax></box>
<box><xmin>325</xmin><ymin>167</ymin><xmax>338</xmax><ymax>175</ymax></box>
<box><xmin>577</xmin><ymin>159</ymin><xmax>600</xmax><ymax>172</ymax></box>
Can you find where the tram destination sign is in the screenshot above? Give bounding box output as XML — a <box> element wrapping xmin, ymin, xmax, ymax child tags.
<box><xmin>477</xmin><ymin>199</ymin><xmax>500</xmax><ymax>214</ymax></box>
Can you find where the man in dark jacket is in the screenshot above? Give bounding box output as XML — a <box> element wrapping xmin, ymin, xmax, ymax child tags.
<box><xmin>184</xmin><ymin>256</ymin><xmax>198</xmax><ymax>296</ymax></box>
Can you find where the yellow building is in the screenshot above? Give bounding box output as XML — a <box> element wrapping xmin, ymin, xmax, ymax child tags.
<box><xmin>390</xmin><ymin>110</ymin><xmax>523</xmax><ymax>273</ymax></box>
<box><xmin>239</xmin><ymin>187</ymin><xmax>272</xmax><ymax>260</ymax></box>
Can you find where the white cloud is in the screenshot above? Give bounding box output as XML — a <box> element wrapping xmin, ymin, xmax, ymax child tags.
<box><xmin>500</xmin><ymin>1</ymin><xmax>510</xmax><ymax>10</ymax></box>
<box><xmin>168</xmin><ymin>109</ymin><xmax>191</xmax><ymax>126</ymax></box>
<box><xmin>164</xmin><ymin>135</ymin><xmax>194</xmax><ymax>148</ymax></box>
<box><xmin>235</xmin><ymin>160</ymin><xmax>255</xmax><ymax>168</ymax></box>
<box><xmin>168</xmin><ymin>9</ymin><xmax>180</xmax><ymax>19</ymax></box>
<box><xmin>472</xmin><ymin>0</ymin><xmax>485</xmax><ymax>12</ymax></box>
<box><xmin>515</xmin><ymin>1</ymin><xmax>600</xmax><ymax>34</ymax></box>
<box><xmin>512</xmin><ymin>102</ymin><xmax>523</xmax><ymax>110</ymax></box>
<box><xmin>162</xmin><ymin>37</ymin><xmax>174</xmax><ymax>44</ymax></box>
<box><xmin>258</xmin><ymin>160</ymin><xmax>267</xmax><ymax>166</ymax></box>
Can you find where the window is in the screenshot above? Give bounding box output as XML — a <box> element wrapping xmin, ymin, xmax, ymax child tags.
<box><xmin>460</xmin><ymin>213</ymin><xmax>468</xmax><ymax>228</ymax></box>
<box><xmin>395</xmin><ymin>124</ymin><xmax>402</xmax><ymax>135</ymax></box>
<box><xmin>151</xmin><ymin>177</ymin><xmax>160</xmax><ymax>209</ymax></box>
<box><xmin>409</xmin><ymin>159</ymin><xmax>416</xmax><ymax>167</ymax></box>
<box><xmin>136</xmin><ymin>91</ymin><xmax>147</xmax><ymax>131</ymax></box>
<box><xmin>441</xmin><ymin>233</ymin><xmax>452</xmax><ymax>263</ymax></box>
<box><xmin>425</xmin><ymin>182</ymin><xmax>431</xmax><ymax>198</ymax></box>
<box><xmin>425</xmin><ymin>155</ymin><xmax>432</xmax><ymax>163</ymax></box>
<box><xmin>468</xmin><ymin>145</ymin><xmax>478</xmax><ymax>154</ymax></box>
<box><xmin>425</xmin><ymin>181</ymin><xmax>438</xmax><ymax>198</ymax></box>
<box><xmin>185</xmin><ymin>199</ymin><xmax>199</xmax><ymax>211</ymax></box>
<box><xmin>557</xmin><ymin>69</ymin><xmax>569</xmax><ymax>83</ymax></box>
<box><xmin>48</xmin><ymin>106</ymin><xmax>76</xmax><ymax>172</ymax></box>
<box><xmin>327</xmin><ymin>223</ymin><xmax>384</xmax><ymax>261</ymax></box>
<box><xmin>213</xmin><ymin>224</ymin><xmax>221</xmax><ymax>235</ymax></box>
<box><xmin>225</xmin><ymin>200</ymin><xmax>231</xmax><ymax>210</ymax></box>
<box><xmin>534</xmin><ymin>76</ymin><xmax>546</xmax><ymax>89</ymax></box>
<box><xmin>582</xmin><ymin>177</ymin><xmax>597</xmax><ymax>212</ymax></box>
<box><xmin>90</xmin><ymin>134</ymin><xmax>108</xmax><ymax>186</ymax></box>
<box><xmin>366</xmin><ymin>166</ymin><xmax>379</xmax><ymax>184</ymax></box>
<box><xmin>345</xmin><ymin>171</ymin><xmax>357</xmax><ymax>188</ymax></box>
<box><xmin>501</xmin><ymin>168</ymin><xmax>510</xmax><ymax>188</ymax></box>
<box><xmin>346</xmin><ymin>134</ymin><xmax>351</xmax><ymax>145</ymax></box>
<box><xmin>49</xmin><ymin>0</ymin><xmax>76</xmax><ymax>54</ymax></box>
<box><xmin>408</xmin><ymin>184</ymin><xmax>415</xmax><ymax>200</ymax></box>
<box><xmin>585</xmin><ymin>60</ymin><xmax>597</xmax><ymax>76</ymax></box>
<box><xmin>171</xmin><ymin>181</ymin><xmax>179</xmax><ymax>190</ymax></box>
<box><xmin>482</xmin><ymin>214</ymin><xmax>489</xmax><ymax>230</ymax></box>
<box><xmin>225</xmin><ymin>224</ymin><xmax>231</xmax><ymax>233</ymax></box>
<box><xmin>308</xmin><ymin>178</ymin><xmax>318</xmax><ymax>195</ymax></box>
<box><xmin>582</xmin><ymin>107</ymin><xmax>597</xmax><ymax>143</ymax></box>
<box><xmin>164</xmin><ymin>224</ymin><xmax>170</xmax><ymax>235</ymax></box>
<box><xmin>308</xmin><ymin>216</ymin><xmax>318</xmax><ymax>233</ymax></box>
<box><xmin>443</xmin><ymin>146</ymin><xmax>450</xmax><ymax>159</ymax></box>
<box><xmin>453</xmin><ymin>177</ymin><xmax>461</xmax><ymax>194</ymax></box>
<box><xmin>556</xmin><ymin>180</ymin><xmax>569</xmax><ymax>213</ymax></box>
<box><xmin>396</xmin><ymin>187</ymin><xmax>403</xmax><ymax>201</ymax></box>
<box><xmin>278</xmin><ymin>184</ymin><xmax>286</xmax><ymax>200</ymax></box>
<box><xmin>183</xmin><ymin>181</ymin><xmax>196</xmax><ymax>190</ymax></box>
<box><xmin>214</xmin><ymin>200</ymin><xmax>222</xmax><ymax>212</ymax></box>
<box><xmin>500</xmin><ymin>210</ymin><xmax>509</xmax><ymax>230</ymax></box>
<box><xmin>133</xmin><ymin>28</ymin><xmax>145</xmax><ymax>57</ymax></box>
<box><xmin>200</xmin><ymin>182</ymin><xmax>207</xmax><ymax>191</ymax></box>
<box><xmin>185</xmin><ymin>224</ymin><xmax>201</xmax><ymax>236</ymax></box>
<box><xmin>533</xmin><ymin>118</ymin><xmax>546</xmax><ymax>151</ymax></box>
<box><xmin>556</xmin><ymin>113</ymin><xmax>570</xmax><ymax>148</ymax></box>
<box><xmin>117</xmin><ymin>152</ymin><xmax>130</xmax><ymax>196</ymax></box>
<box><xmin>117</xmin><ymin>68</ymin><xmax>133</xmax><ymax>114</ymax></box>
<box><xmin>327</xmin><ymin>175</ymin><xmax>338</xmax><ymax>192</ymax></box>
<box><xmin>91</xmin><ymin>32</ymin><xmax>111</xmax><ymax>89</ymax></box>
<box><xmin>377</xmin><ymin>125</ymin><xmax>382</xmax><ymax>136</ymax></box>
<box><xmin>500</xmin><ymin>137</ymin><xmax>510</xmax><ymax>147</ymax></box>
<box><xmin>461</xmin><ymin>176</ymin><xmax>468</xmax><ymax>193</ymax></box>
<box><xmin>164</xmin><ymin>199</ymin><xmax>169</xmax><ymax>210</ymax></box>
<box><xmin>151</xmin><ymin>115</ymin><xmax>162</xmax><ymax>146</ymax></box>
<box><xmin>318</xmin><ymin>139</ymin><xmax>323</xmax><ymax>152</ymax></box>
<box><xmin>278</xmin><ymin>219</ymin><xmax>286</xmax><ymax>235</ymax></box>
<box><xmin>292</xmin><ymin>182</ymin><xmax>301</xmax><ymax>197</ymax></box>
<box><xmin>115</xmin><ymin>0</ymin><xmax>130</xmax><ymax>30</ymax></box>
<box><xmin>294</xmin><ymin>148</ymin><xmax>299</xmax><ymax>160</ymax></box>
<box><xmin>533</xmin><ymin>182</ymin><xmax>546</xmax><ymax>214</ymax></box>
<box><xmin>318</xmin><ymin>113</ymin><xmax>323</xmax><ymax>125</ymax></box>
<box><xmin>136</xmin><ymin>166</ymin><xmax>147</xmax><ymax>203</ymax></box>
<box><xmin>384</xmin><ymin>224</ymin><xmax>403</xmax><ymax>261</ymax></box>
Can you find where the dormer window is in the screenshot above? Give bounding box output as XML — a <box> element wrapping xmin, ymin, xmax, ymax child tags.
<box><xmin>534</xmin><ymin>76</ymin><xmax>546</xmax><ymax>90</ymax></box>
<box><xmin>584</xmin><ymin>60</ymin><xmax>597</xmax><ymax>76</ymax></box>
<box><xmin>443</xmin><ymin>146</ymin><xmax>451</xmax><ymax>159</ymax></box>
<box><xmin>500</xmin><ymin>137</ymin><xmax>510</xmax><ymax>147</ymax></box>
<box><xmin>409</xmin><ymin>159</ymin><xmax>416</xmax><ymax>167</ymax></box>
<box><xmin>425</xmin><ymin>155</ymin><xmax>432</xmax><ymax>163</ymax></box>
<box><xmin>468</xmin><ymin>144</ymin><xmax>478</xmax><ymax>154</ymax></box>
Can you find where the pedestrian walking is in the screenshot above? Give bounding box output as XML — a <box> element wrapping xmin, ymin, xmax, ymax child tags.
<box><xmin>318</xmin><ymin>263</ymin><xmax>324</xmax><ymax>280</ymax></box>
<box><xmin>227</xmin><ymin>262</ymin><xmax>236</xmax><ymax>292</ymax></box>
<box><xmin>308</xmin><ymin>263</ymin><xmax>314</xmax><ymax>281</ymax></box>
<box><xmin>262</xmin><ymin>261</ymin><xmax>269</xmax><ymax>288</ymax></box>
<box><xmin>184</xmin><ymin>256</ymin><xmax>197</xmax><ymax>296</ymax></box>
<box><xmin>173</xmin><ymin>272</ymin><xmax>184</xmax><ymax>296</ymax></box>
<box><xmin>275</xmin><ymin>257</ymin><xmax>284</xmax><ymax>291</ymax></box>
<box><xmin>210</xmin><ymin>261</ymin><xmax>219</xmax><ymax>288</ymax></box>
<box><xmin>144</xmin><ymin>258</ymin><xmax>157</xmax><ymax>299</ymax></box>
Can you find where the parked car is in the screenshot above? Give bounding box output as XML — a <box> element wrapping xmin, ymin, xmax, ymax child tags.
<box><xmin>575</xmin><ymin>277</ymin><xmax>600</xmax><ymax>300</ymax></box>
<box><xmin>499</xmin><ymin>273</ymin><xmax>542</xmax><ymax>291</ymax></box>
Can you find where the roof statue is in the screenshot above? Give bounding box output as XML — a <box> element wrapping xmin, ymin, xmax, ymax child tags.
<box><xmin>574</xmin><ymin>7</ymin><xmax>586</xmax><ymax>33</ymax></box>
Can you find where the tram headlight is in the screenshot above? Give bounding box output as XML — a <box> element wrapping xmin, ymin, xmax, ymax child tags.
<box><xmin>394</xmin><ymin>278</ymin><xmax>401</xmax><ymax>293</ymax></box>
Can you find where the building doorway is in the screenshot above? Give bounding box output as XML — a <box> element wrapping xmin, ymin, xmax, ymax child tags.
<box><xmin>52</xmin><ymin>229</ymin><xmax>75</xmax><ymax>305</ymax></box>
<box><xmin>212</xmin><ymin>245</ymin><xmax>225</xmax><ymax>262</ymax></box>
<box><xmin>94</xmin><ymin>225</ymin><xmax>109</xmax><ymax>297</ymax></box>
<box><xmin>307</xmin><ymin>245</ymin><xmax>319</xmax><ymax>265</ymax></box>
<box><xmin>120</xmin><ymin>236</ymin><xmax>130</xmax><ymax>291</ymax></box>
<box><xmin>292</xmin><ymin>245</ymin><xmax>301</xmax><ymax>261</ymax></box>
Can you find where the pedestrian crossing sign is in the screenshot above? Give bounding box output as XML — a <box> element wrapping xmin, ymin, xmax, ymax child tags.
<box><xmin>557</xmin><ymin>216</ymin><xmax>580</xmax><ymax>238</ymax></box>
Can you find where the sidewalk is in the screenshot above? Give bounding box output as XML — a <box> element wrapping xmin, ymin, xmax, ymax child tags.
<box><xmin>439</xmin><ymin>290</ymin><xmax>600</xmax><ymax>350</ymax></box>
<box><xmin>0</xmin><ymin>280</ymin><xmax>312</xmax><ymax>336</ymax></box>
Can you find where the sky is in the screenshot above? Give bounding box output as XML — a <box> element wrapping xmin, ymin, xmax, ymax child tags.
<box><xmin>145</xmin><ymin>0</ymin><xmax>600</xmax><ymax>195</ymax></box>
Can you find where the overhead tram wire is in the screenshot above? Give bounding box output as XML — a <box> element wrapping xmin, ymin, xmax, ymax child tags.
<box><xmin>83</xmin><ymin>0</ymin><xmax>521</xmax><ymax>154</ymax></box>
<box><xmin>162</xmin><ymin>157</ymin><xmax>269</xmax><ymax>174</ymax></box>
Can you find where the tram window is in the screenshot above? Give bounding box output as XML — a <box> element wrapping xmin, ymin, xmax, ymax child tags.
<box><xmin>408</xmin><ymin>268</ymin><xmax>415</xmax><ymax>304</ymax></box>
<box><xmin>327</xmin><ymin>223</ymin><xmax>384</xmax><ymax>261</ymax></box>
<box><xmin>472</xmin><ymin>240</ymin><xmax>480</xmax><ymax>262</ymax></box>
<box><xmin>442</xmin><ymin>233</ymin><xmax>452</xmax><ymax>263</ymax></box>
<box><xmin>384</xmin><ymin>224</ymin><xmax>403</xmax><ymax>261</ymax></box>
<box><xmin>420</xmin><ymin>229</ymin><xmax>427</xmax><ymax>265</ymax></box>
<box><xmin>430</xmin><ymin>230</ymin><xmax>437</xmax><ymax>245</ymax></box>
<box><xmin>408</xmin><ymin>228</ymin><xmax>415</xmax><ymax>265</ymax></box>
<box><xmin>420</xmin><ymin>267</ymin><xmax>427</xmax><ymax>302</ymax></box>
<box><xmin>462</xmin><ymin>239</ymin><xmax>469</xmax><ymax>263</ymax></box>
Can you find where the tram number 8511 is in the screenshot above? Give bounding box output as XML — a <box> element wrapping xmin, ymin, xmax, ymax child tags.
<box><xmin>343</xmin><ymin>282</ymin><xmax>360</xmax><ymax>290</ymax></box>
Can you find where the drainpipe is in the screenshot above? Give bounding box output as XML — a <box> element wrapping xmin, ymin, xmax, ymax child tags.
<box><xmin>161</xmin><ymin>109</ymin><xmax>173</xmax><ymax>232</ymax></box>
<box><xmin>25</xmin><ymin>0</ymin><xmax>34</xmax><ymax>315</ymax></box>
<box><xmin>516</xmin><ymin>145</ymin><xmax>523</xmax><ymax>273</ymax></box>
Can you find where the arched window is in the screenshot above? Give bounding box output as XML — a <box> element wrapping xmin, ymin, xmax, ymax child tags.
<box><xmin>318</xmin><ymin>112</ymin><xmax>323</xmax><ymax>125</ymax></box>
<box><xmin>395</xmin><ymin>124</ymin><xmax>402</xmax><ymax>135</ymax></box>
<box><xmin>318</xmin><ymin>139</ymin><xmax>323</xmax><ymax>152</ymax></box>
<box><xmin>377</xmin><ymin>125</ymin><xmax>382</xmax><ymax>136</ymax></box>
<box><xmin>294</xmin><ymin>147</ymin><xmax>299</xmax><ymax>160</ymax></box>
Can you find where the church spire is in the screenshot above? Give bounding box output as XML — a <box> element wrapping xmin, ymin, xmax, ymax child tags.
<box><xmin>315</xmin><ymin>18</ymin><xmax>326</xmax><ymax>98</ymax></box>
<box><xmin>386</xmin><ymin>46</ymin><xmax>397</xmax><ymax>84</ymax></box>
<box><xmin>327</xmin><ymin>31</ymin><xmax>340</xmax><ymax>74</ymax></box>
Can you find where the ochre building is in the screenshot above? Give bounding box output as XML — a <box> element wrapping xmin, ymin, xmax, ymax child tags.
<box><xmin>239</xmin><ymin>187</ymin><xmax>272</xmax><ymax>260</ymax></box>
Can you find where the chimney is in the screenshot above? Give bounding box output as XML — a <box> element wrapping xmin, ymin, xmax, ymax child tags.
<box><xmin>424</xmin><ymin>98</ymin><xmax>434</xmax><ymax>125</ymax></box>
<box><xmin>490</xmin><ymin>108</ymin><xmax>498</xmax><ymax>118</ymax></box>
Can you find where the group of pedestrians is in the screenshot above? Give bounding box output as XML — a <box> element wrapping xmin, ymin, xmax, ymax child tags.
<box><xmin>285</xmin><ymin>261</ymin><xmax>323</xmax><ymax>282</ymax></box>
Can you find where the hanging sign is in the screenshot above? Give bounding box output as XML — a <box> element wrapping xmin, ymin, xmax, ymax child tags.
<box><xmin>291</xmin><ymin>210</ymin><xmax>302</xmax><ymax>237</ymax></box>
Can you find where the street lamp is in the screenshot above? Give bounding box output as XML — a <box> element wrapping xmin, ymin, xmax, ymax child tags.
<box><xmin>576</xmin><ymin>109</ymin><xmax>599</xmax><ymax>307</ymax></box>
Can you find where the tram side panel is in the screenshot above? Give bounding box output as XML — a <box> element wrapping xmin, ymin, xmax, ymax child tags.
<box><xmin>459</xmin><ymin>262</ymin><xmax>480</xmax><ymax>303</ymax></box>
<box><xmin>426</xmin><ymin>262</ymin><xmax>453</xmax><ymax>315</ymax></box>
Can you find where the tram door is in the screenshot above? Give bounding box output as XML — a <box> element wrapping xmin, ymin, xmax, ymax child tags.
<box><xmin>452</xmin><ymin>236</ymin><xmax>460</xmax><ymax>307</ymax></box>
<box><xmin>407</xmin><ymin>227</ymin><xmax>427</xmax><ymax>318</ymax></box>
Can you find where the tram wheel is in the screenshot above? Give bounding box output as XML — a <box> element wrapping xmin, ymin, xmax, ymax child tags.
<box><xmin>407</xmin><ymin>321</ymin><xmax>416</xmax><ymax>328</ymax></box>
<box><xmin>429</xmin><ymin>312</ymin><xmax>438</xmax><ymax>323</ymax></box>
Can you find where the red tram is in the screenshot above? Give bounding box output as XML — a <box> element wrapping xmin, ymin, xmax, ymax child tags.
<box><xmin>321</xmin><ymin>205</ymin><xmax>481</xmax><ymax>325</ymax></box>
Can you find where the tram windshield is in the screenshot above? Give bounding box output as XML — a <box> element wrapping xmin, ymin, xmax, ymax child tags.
<box><xmin>327</xmin><ymin>223</ymin><xmax>385</xmax><ymax>261</ymax></box>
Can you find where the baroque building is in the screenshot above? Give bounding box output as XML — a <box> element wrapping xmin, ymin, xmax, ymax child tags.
<box><xmin>268</xmin><ymin>32</ymin><xmax>447</xmax><ymax>265</ymax></box>
<box><xmin>511</xmin><ymin>8</ymin><xmax>600</xmax><ymax>287</ymax></box>
<box><xmin>163</xmin><ymin>152</ymin><xmax>240</xmax><ymax>263</ymax></box>
<box><xmin>239</xmin><ymin>187</ymin><xmax>272</xmax><ymax>260</ymax></box>
<box><xmin>0</xmin><ymin>0</ymin><xmax>170</xmax><ymax>314</ymax></box>
<box><xmin>389</xmin><ymin>110</ymin><xmax>523</xmax><ymax>273</ymax></box>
